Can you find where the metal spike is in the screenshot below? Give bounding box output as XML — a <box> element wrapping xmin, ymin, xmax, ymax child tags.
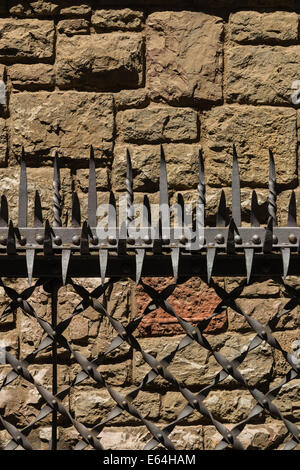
<box><xmin>18</xmin><ymin>147</ymin><xmax>27</xmax><ymax>227</ymax></box>
<box><xmin>44</xmin><ymin>220</ymin><xmax>53</xmax><ymax>256</ymax></box>
<box><xmin>26</xmin><ymin>249</ymin><xmax>35</xmax><ymax>286</ymax></box>
<box><xmin>126</xmin><ymin>149</ymin><xmax>134</xmax><ymax>232</ymax></box>
<box><xmin>135</xmin><ymin>248</ymin><xmax>145</xmax><ymax>285</ymax></box>
<box><xmin>72</xmin><ymin>192</ymin><xmax>81</xmax><ymax>227</ymax></box>
<box><xmin>80</xmin><ymin>221</ymin><xmax>89</xmax><ymax>255</ymax></box>
<box><xmin>88</xmin><ymin>146</ymin><xmax>97</xmax><ymax>227</ymax></box>
<box><xmin>226</xmin><ymin>218</ymin><xmax>236</xmax><ymax>254</ymax></box>
<box><xmin>232</xmin><ymin>144</ymin><xmax>241</xmax><ymax>226</ymax></box>
<box><xmin>108</xmin><ymin>191</ymin><xmax>116</xmax><ymax>231</ymax></box>
<box><xmin>268</xmin><ymin>149</ymin><xmax>277</xmax><ymax>226</ymax></box>
<box><xmin>197</xmin><ymin>149</ymin><xmax>205</xmax><ymax>228</ymax></box>
<box><xmin>61</xmin><ymin>249</ymin><xmax>71</xmax><ymax>286</ymax></box>
<box><xmin>143</xmin><ymin>195</ymin><xmax>151</xmax><ymax>237</ymax></box>
<box><xmin>160</xmin><ymin>145</ymin><xmax>170</xmax><ymax>241</ymax></box>
<box><xmin>263</xmin><ymin>217</ymin><xmax>273</xmax><ymax>253</ymax></box>
<box><xmin>250</xmin><ymin>190</ymin><xmax>260</xmax><ymax>227</ymax></box>
<box><xmin>281</xmin><ymin>248</ymin><xmax>290</xmax><ymax>279</ymax></box>
<box><xmin>216</xmin><ymin>190</ymin><xmax>226</xmax><ymax>227</ymax></box>
<box><xmin>171</xmin><ymin>247</ymin><xmax>179</xmax><ymax>283</ymax></box>
<box><xmin>207</xmin><ymin>248</ymin><xmax>216</xmax><ymax>284</ymax></box>
<box><xmin>99</xmin><ymin>249</ymin><xmax>108</xmax><ymax>285</ymax></box>
<box><xmin>245</xmin><ymin>249</ymin><xmax>254</xmax><ymax>284</ymax></box>
<box><xmin>34</xmin><ymin>191</ymin><xmax>43</xmax><ymax>227</ymax></box>
<box><xmin>287</xmin><ymin>191</ymin><xmax>296</xmax><ymax>227</ymax></box>
<box><xmin>7</xmin><ymin>220</ymin><xmax>16</xmax><ymax>255</ymax></box>
<box><xmin>0</xmin><ymin>195</ymin><xmax>8</xmax><ymax>227</ymax></box>
<box><xmin>53</xmin><ymin>152</ymin><xmax>62</xmax><ymax>228</ymax></box>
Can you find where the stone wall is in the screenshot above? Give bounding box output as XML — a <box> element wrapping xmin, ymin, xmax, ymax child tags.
<box><xmin>0</xmin><ymin>0</ymin><xmax>299</xmax><ymax>450</ymax></box>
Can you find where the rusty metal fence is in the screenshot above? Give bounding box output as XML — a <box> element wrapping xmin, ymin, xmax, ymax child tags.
<box><xmin>0</xmin><ymin>145</ymin><xmax>299</xmax><ymax>450</ymax></box>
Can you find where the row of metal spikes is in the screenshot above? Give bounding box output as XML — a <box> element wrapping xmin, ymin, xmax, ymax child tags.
<box><xmin>0</xmin><ymin>144</ymin><xmax>297</xmax><ymax>286</ymax></box>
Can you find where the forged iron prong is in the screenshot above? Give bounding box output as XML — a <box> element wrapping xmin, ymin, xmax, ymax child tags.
<box><xmin>250</xmin><ymin>190</ymin><xmax>260</xmax><ymax>227</ymax></box>
<box><xmin>18</xmin><ymin>147</ymin><xmax>27</xmax><ymax>228</ymax></box>
<box><xmin>80</xmin><ymin>221</ymin><xmax>89</xmax><ymax>255</ymax></box>
<box><xmin>263</xmin><ymin>217</ymin><xmax>273</xmax><ymax>254</ymax></box>
<box><xmin>171</xmin><ymin>247</ymin><xmax>179</xmax><ymax>283</ymax></box>
<box><xmin>232</xmin><ymin>144</ymin><xmax>241</xmax><ymax>227</ymax></box>
<box><xmin>207</xmin><ymin>247</ymin><xmax>216</xmax><ymax>284</ymax></box>
<box><xmin>72</xmin><ymin>192</ymin><xmax>81</xmax><ymax>227</ymax></box>
<box><xmin>7</xmin><ymin>220</ymin><xmax>16</xmax><ymax>255</ymax></box>
<box><xmin>44</xmin><ymin>220</ymin><xmax>53</xmax><ymax>256</ymax></box>
<box><xmin>126</xmin><ymin>149</ymin><xmax>134</xmax><ymax>232</ymax></box>
<box><xmin>26</xmin><ymin>249</ymin><xmax>35</xmax><ymax>286</ymax></box>
<box><xmin>135</xmin><ymin>248</ymin><xmax>145</xmax><ymax>285</ymax></box>
<box><xmin>34</xmin><ymin>191</ymin><xmax>43</xmax><ymax>227</ymax></box>
<box><xmin>159</xmin><ymin>145</ymin><xmax>170</xmax><ymax>242</ymax></box>
<box><xmin>245</xmin><ymin>249</ymin><xmax>254</xmax><ymax>284</ymax></box>
<box><xmin>99</xmin><ymin>249</ymin><xmax>108</xmax><ymax>285</ymax></box>
<box><xmin>153</xmin><ymin>218</ymin><xmax>162</xmax><ymax>254</ymax></box>
<box><xmin>0</xmin><ymin>195</ymin><xmax>8</xmax><ymax>227</ymax></box>
<box><xmin>281</xmin><ymin>247</ymin><xmax>290</xmax><ymax>280</ymax></box>
<box><xmin>88</xmin><ymin>146</ymin><xmax>97</xmax><ymax>227</ymax></box>
<box><xmin>268</xmin><ymin>149</ymin><xmax>277</xmax><ymax>226</ymax></box>
<box><xmin>53</xmin><ymin>152</ymin><xmax>62</xmax><ymax>228</ymax></box>
<box><xmin>196</xmin><ymin>149</ymin><xmax>205</xmax><ymax>247</ymax></box>
<box><xmin>288</xmin><ymin>191</ymin><xmax>296</xmax><ymax>227</ymax></box>
<box><xmin>216</xmin><ymin>190</ymin><xmax>226</xmax><ymax>227</ymax></box>
<box><xmin>226</xmin><ymin>218</ymin><xmax>236</xmax><ymax>254</ymax></box>
<box><xmin>61</xmin><ymin>249</ymin><xmax>71</xmax><ymax>286</ymax></box>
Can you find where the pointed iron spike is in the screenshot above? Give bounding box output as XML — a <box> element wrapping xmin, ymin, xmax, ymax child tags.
<box><xmin>268</xmin><ymin>149</ymin><xmax>277</xmax><ymax>226</ymax></box>
<box><xmin>171</xmin><ymin>247</ymin><xmax>179</xmax><ymax>283</ymax></box>
<box><xmin>61</xmin><ymin>249</ymin><xmax>71</xmax><ymax>286</ymax></box>
<box><xmin>143</xmin><ymin>195</ymin><xmax>151</xmax><ymax>227</ymax></box>
<box><xmin>43</xmin><ymin>219</ymin><xmax>53</xmax><ymax>255</ymax></box>
<box><xmin>226</xmin><ymin>218</ymin><xmax>236</xmax><ymax>254</ymax></box>
<box><xmin>0</xmin><ymin>195</ymin><xmax>8</xmax><ymax>227</ymax></box>
<box><xmin>18</xmin><ymin>149</ymin><xmax>27</xmax><ymax>228</ymax></box>
<box><xmin>135</xmin><ymin>248</ymin><xmax>145</xmax><ymax>285</ymax></box>
<box><xmin>232</xmin><ymin>144</ymin><xmax>241</xmax><ymax>227</ymax></box>
<box><xmin>34</xmin><ymin>190</ymin><xmax>43</xmax><ymax>227</ymax></box>
<box><xmin>245</xmin><ymin>248</ymin><xmax>254</xmax><ymax>284</ymax></box>
<box><xmin>88</xmin><ymin>145</ymin><xmax>97</xmax><ymax>227</ymax></box>
<box><xmin>216</xmin><ymin>190</ymin><xmax>226</xmax><ymax>227</ymax></box>
<box><xmin>287</xmin><ymin>191</ymin><xmax>296</xmax><ymax>227</ymax></box>
<box><xmin>108</xmin><ymin>191</ymin><xmax>116</xmax><ymax>229</ymax></box>
<box><xmin>26</xmin><ymin>249</ymin><xmax>35</xmax><ymax>286</ymax></box>
<box><xmin>53</xmin><ymin>152</ymin><xmax>62</xmax><ymax>228</ymax></box>
<box><xmin>263</xmin><ymin>217</ymin><xmax>273</xmax><ymax>254</ymax></box>
<box><xmin>250</xmin><ymin>190</ymin><xmax>260</xmax><ymax>227</ymax></box>
<box><xmin>80</xmin><ymin>221</ymin><xmax>89</xmax><ymax>255</ymax></box>
<box><xmin>153</xmin><ymin>219</ymin><xmax>162</xmax><ymax>254</ymax></box>
<box><xmin>196</xmin><ymin>148</ymin><xmax>205</xmax><ymax>231</ymax></box>
<box><xmin>72</xmin><ymin>192</ymin><xmax>81</xmax><ymax>227</ymax></box>
<box><xmin>7</xmin><ymin>220</ymin><xmax>16</xmax><ymax>255</ymax></box>
<box><xmin>126</xmin><ymin>148</ymin><xmax>134</xmax><ymax>230</ymax></box>
<box><xmin>207</xmin><ymin>247</ymin><xmax>216</xmax><ymax>284</ymax></box>
<box><xmin>281</xmin><ymin>248</ymin><xmax>290</xmax><ymax>280</ymax></box>
<box><xmin>99</xmin><ymin>249</ymin><xmax>108</xmax><ymax>285</ymax></box>
<box><xmin>159</xmin><ymin>145</ymin><xmax>170</xmax><ymax>239</ymax></box>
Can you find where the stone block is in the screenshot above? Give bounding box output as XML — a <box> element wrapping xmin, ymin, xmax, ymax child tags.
<box><xmin>57</xmin><ymin>19</ymin><xmax>89</xmax><ymax>35</ymax></box>
<box><xmin>56</xmin><ymin>33</ymin><xmax>144</xmax><ymax>90</ymax></box>
<box><xmin>117</xmin><ymin>107</ymin><xmax>198</xmax><ymax>143</ymax></box>
<box><xmin>225</xmin><ymin>45</ymin><xmax>300</xmax><ymax>105</ymax></box>
<box><xmin>202</xmin><ymin>105</ymin><xmax>297</xmax><ymax>188</ymax></box>
<box><xmin>229</xmin><ymin>11</ymin><xmax>299</xmax><ymax>44</ymax></box>
<box><xmin>92</xmin><ymin>9</ymin><xmax>144</xmax><ymax>31</ymax></box>
<box><xmin>9</xmin><ymin>1</ymin><xmax>60</xmax><ymax>17</ymax></box>
<box><xmin>10</xmin><ymin>92</ymin><xmax>114</xmax><ymax>160</ymax></box>
<box><xmin>59</xmin><ymin>1</ymin><xmax>91</xmax><ymax>17</ymax></box>
<box><xmin>0</xmin><ymin>119</ymin><xmax>7</xmax><ymax>164</ymax></box>
<box><xmin>146</xmin><ymin>11</ymin><xmax>223</xmax><ymax>105</ymax></box>
<box><xmin>115</xmin><ymin>89</ymin><xmax>149</xmax><ymax>110</ymax></box>
<box><xmin>9</xmin><ymin>64</ymin><xmax>55</xmax><ymax>90</ymax></box>
<box><xmin>0</xmin><ymin>19</ymin><xmax>54</xmax><ymax>61</ymax></box>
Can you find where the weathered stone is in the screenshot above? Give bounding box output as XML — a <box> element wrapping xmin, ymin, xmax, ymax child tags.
<box><xmin>134</xmin><ymin>332</ymin><xmax>273</xmax><ymax>388</ymax></box>
<box><xmin>0</xmin><ymin>119</ymin><xmax>7</xmax><ymax>164</ymax></box>
<box><xmin>59</xmin><ymin>1</ymin><xmax>91</xmax><ymax>17</ymax></box>
<box><xmin>9</xmin><ymin>64</ymin><xmax>55</xmax><ymax>90</ymax></box>
<box><xmin>228</xmin><ymin>298</ymin><xmax>299</xmax><ymax>332</ymax></box>
<box><xmin>229</xmin><ymin>11</ymin><xmax>299</xmax><ymax>44</ymax></box>
<box><xmin>278</xmin><ymin>189</ymin><xmax>300</xmax><ymax>226</ymax></box>
<box><xmin>9</xmin><ymin>1</ymin><xmax>60</xmax><ymax>17</ymax></box>
<box><xmin>112</xmin><ymin>144</ymin><xmax>199</xmax><ymax>192</ymax></box>
<box><xmin>73</xmin><ymin>168</ymin><xmax>109</xmax><ymax>193</ymax></box>
<box><xmin>116</xmin><ymin>89</ymin><xmax>149</xmax><ymax>110</ymax></box>
<box><xmin>0</xmin><ymin>19</ymin><xmax>54</xmax><ymax>61</ymax></box>
<box><xmin>10</xmin><ymin>92</ymin><xmax>114</xmax><ymax>160</ymax></box>
<box><xmin>57</xmin><ymin>19</ymin><xmax>89</xmax><ymax>35</ymax></box>
<box><xmin>272</xmin><ymin>330</ymin><xmax>300</xmax><ymax>377</ymax></box>
<box><xmin>204</xmin><ymin>422</ymin><xmax>287</xmax><ymax>450</ymax></box>
<box><xmin>225</xmin><ymin>45</ymin><xmax>300</xmax><ymax>105</ymax></box>
<box><xmin>270</xmin><ymin>378</ymin><xmax>300</xmax><ymax>421</ymax></box>
<box><xmin>225</xmin><ymin>277</ymin><xmax>280</xmax><ymax>297</ymax></box>
<box><xmin>99</xmin><ymin>426</ymin><xmax>149</xmax><ymax>450</ymax></box>
<box><xmin>135</xmin><ymin>277</ymin><xmax>226</xmax><ymax>337</ymax></box>
<box><xmin>56</xmin><ymin>33</ymin><xmax>143</xmax><ymax>91</ymax></box>
<box><xmin>202</xmin><ymin>106</ymin><xmax>297</xmax><ymax>188</ymax></box>
<box><xmin>72</xmin><ymin>387</ymin><xmax>160</xmax><ymax>426</ymax></box>
<box><xmin>0</xmin><ymin>329</ymin><xmax>18</xmax><ymax>357</ymax></box>
<box><xmin>146</xmin><ymin>11</ymin><xmax>223</xmax><ymax>105</ymax></box>
<box><xmin>92</xmin><ymin>9</ymin><xmax>144</xmax><ymax>31</ymax></box>
<box><xmin>117</xmin><ymin>107</ymin><xmax>198</xmax><ymax>143</ymax></box>
<box><xmin>69</xmin><ymin>315</ymin><xmax>89</xmax><ymax>342</ymax></box>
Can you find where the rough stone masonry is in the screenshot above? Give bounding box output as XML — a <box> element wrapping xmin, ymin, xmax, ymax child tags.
<box><xmin>0</xmin><ymin>0</ymin><xmax>299</xmax><ymax>450</ymax></box>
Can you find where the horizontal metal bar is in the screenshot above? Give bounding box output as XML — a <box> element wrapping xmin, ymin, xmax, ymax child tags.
<box><xmin>0</xmin><ymin>253</ymin><xmax>298</xmax><ymax>278</ymax></box>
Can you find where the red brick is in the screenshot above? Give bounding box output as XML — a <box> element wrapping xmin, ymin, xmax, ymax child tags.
<box><xmin>135</xmin><ymin>277</ymin><xmax>226</xmax><ymax>337</ymax></box>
